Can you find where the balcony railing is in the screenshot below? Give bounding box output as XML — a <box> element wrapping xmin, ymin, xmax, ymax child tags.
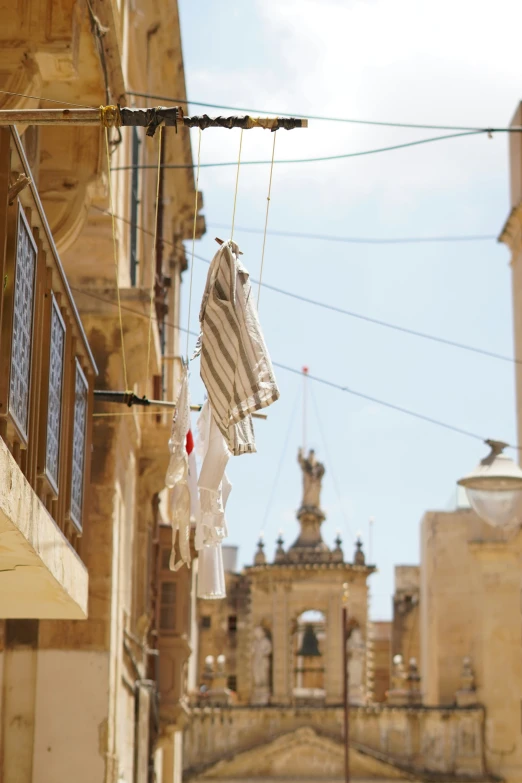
<box><xmin>0</xmin><ymin>126</ymin><xmax>96</xmax><ymax>556</ymax></box>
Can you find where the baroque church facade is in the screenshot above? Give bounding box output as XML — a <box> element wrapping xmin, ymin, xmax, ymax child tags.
<box><xmin>183</xmin><ymin>451</ymin><xmax>493</xmax><ymax>783</ymax></box>
<box><xmin>194</xmin><ymin>448</ymin><xmax>374</xmax><ymax>710</ymax></box>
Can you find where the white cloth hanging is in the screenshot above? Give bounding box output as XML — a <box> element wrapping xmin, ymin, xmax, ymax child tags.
<box><xmin>186</xmin><ymin>430</ymin><xmax>200</xmax><ymax>523</ymax></box>
<box><xmin>195</xmin><ymin>400</ymin><xmax>231</xmax><ymax>598</ymax></box>
<box><xmin>195</xmin><ymin>239</ymin><xmax>280</xmax><ymax>456</ymax></box>
<box><xmin>165</xmin><ymin>366</ymin><xmax>192</xmax><ymax>571</ymax></box>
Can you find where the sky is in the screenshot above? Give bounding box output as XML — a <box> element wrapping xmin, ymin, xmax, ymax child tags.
<box><xmin>177</xmin><ymin>0</ymin><xmax>521</xmax><ymax>619</ymax></box>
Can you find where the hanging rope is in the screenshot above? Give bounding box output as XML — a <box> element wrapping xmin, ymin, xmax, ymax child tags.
<box><xmin>104</xmin><ymin>128</ymin><xmax>130</xmax><ymax>392</ymax></box>
<box><xmin>93</xmin><ymin>411</ymin><xmax>161</xmax><ymax>417</ymax></box>
<box><xmin>146</xmin><ymin>125</ymin><xmax>164</xmax><ymax>382</ymax></box>
<box><xmin>230</xmin><ymin>128</ymin><xmax>244</xmax><ymax>242</ymax></box>
<box><xmin>185</xmin><ymin>128</ymin><xmax>202</xmax><ymax>362</ymax></box>
<box><xmin>257</xmin><ymin>131</ymin><xmax>277</xmax><ymax>308</ymax></box>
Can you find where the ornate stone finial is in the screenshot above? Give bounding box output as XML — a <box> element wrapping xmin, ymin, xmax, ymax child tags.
<box><xmin>391</xmin><ymin>654</ymin><xmax>405</xmax><ymax>690</ymax></box>
<box><xmin>456</xmin><ymin>656</ymin><xmax>478</xmax><ymax>706</ymax></box>
<box><xmin>354</xmin><ymin>536</ymin><xmax>365</xmax><ymax>565</ymax></box>
<box><xmin>204</xmin><ymin>653</ymin><xmax>231</xmax><ymax>706</ymax></box>
<box><xmin>333</xmin><ymin>531</ymin><xmax>343</xmax><ymax>562</ymax></box>
<box><xmin>461</xmin><ymin>656</ymin><xmax>475</xmax><ymax>691</ymax></box>
<box><xmin>254</xmin><ymin>536</ymin><xmax>266</xmax><ymax>565</ymax></box>
<box><xmin>274</xmin><ymin>532</ymin><xmax>286</xmax><ymax>563</ymax></box>
<box><xmin>405</xmin><ymin>657</ymin><xmax>422</xmax><ymax>705</ymax></box>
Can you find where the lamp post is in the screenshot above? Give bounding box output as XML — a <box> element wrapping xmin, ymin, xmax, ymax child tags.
<box><xmin>458</xmin><ymin>440</ymin><xmax>522</xmax><ymax>529</ymax></box>
<box><xmin>342</xmin><ymin>582</ymin><xmax>350</xmax><ymax>783</ymax></box>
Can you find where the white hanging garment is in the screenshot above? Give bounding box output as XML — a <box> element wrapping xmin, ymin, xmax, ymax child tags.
<box><xmin>195</xmin><ymin>239</ymin><xmax>280</xmax><ymax>456</ymax></box>
<box><xmin>197</xmin><ymin>540</ymin><xmax>226</xmax><ymax>600</ymax></box>
<box><xmin>195</xmin><ymin>400</ymin><xmax>232</xmax><ymax>598</ymax></box>
<box><xmin>165</xmin><ymin>366</ymin><xmax>192</xmax><ymax>571</ymax></box>
<box><xmin>186</xmin><ymin>429</ymin><xmax>200</xmax><ymax>523</ymax></box>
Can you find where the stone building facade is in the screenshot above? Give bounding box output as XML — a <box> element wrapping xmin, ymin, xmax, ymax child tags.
<box><xmin>0</xmin><ymin>1</ymin><xmax>202</xmax><ymax>781</ymax></box>
<box><xmin>187</xmin><ymin>456</ymin><xmax>494</xmax><ymax>782</ymax></box>
<box><xmin>194</xmin><ymin>449</ymin><xmax>375</xmax><ymax>709</ymax></box>
<box><xmin>372</xmin><ymin>620</ymin><xmax>391</xmax><ymax>702</ymax></box>
<box><xmin>391</xmin><ymin>566</ymin><xmax>420</xmax><ymax>670</ymax></box>
<box><xmin>417</xmin><ymin>504</ymin><xmax>522</xmax><ymax>781</ymax></box>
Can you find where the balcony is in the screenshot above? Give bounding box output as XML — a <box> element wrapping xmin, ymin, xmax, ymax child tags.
<box><xmin>0</xmin><ymin>126</ymin><xmax>96</xmax><ymax>619</ymax></box>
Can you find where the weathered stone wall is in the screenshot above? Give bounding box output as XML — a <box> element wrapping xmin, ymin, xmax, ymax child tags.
<box><xmin>391</xmin><ymin>566</ymin><xmax>420</xmax><ymax>669</ymax></box>
<box><xmin>420</xmin><ymin>507</ymin><xmax>522</xmax><ymax>782</ymax></box>
<box><xmin>183</xmin><ymin>704</ymin><xmax>488</xmax><ymax>781</ymax></box>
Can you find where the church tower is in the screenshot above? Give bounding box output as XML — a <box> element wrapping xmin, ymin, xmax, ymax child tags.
<box><xmin>235</xmin><ymin>448</ymin><xmax>376</xmax><ymax>706</ymax></box>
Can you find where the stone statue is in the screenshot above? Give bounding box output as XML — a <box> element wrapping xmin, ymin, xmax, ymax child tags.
<box><xmin>252</xmin><ymin>626</ymin><xmax>272</xmax><ymax>689</ymax></box>
<box><xmin>298</xmin><ymin>448</ymin><xmax>325</xmax><ymax>509</ymax></box>
<box><xmin>347</xmin><ymin>628</ymin><xmax>365</xmax><ymax>692</ymax></box>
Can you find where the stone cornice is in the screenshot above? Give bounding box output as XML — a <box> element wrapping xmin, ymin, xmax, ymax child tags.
<box><xmin>245</xmin><ymin>562</ymin><xmax>376</xmax><ymax>576</ymax></box>
<box><xmin>499</xmin><ymin>203</ymin><xmax>522</xmax><ymax>258</ymax></box>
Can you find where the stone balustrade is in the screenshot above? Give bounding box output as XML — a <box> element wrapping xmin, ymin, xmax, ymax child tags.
<box><xmin>184</xmin><ymin>703</ymin><xmax>490</xmax><ymax>781</ymax></box>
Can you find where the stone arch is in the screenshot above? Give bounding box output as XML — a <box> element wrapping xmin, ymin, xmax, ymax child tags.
<box><xmin>289</xmin><ymin>608</ymin><xmax>327</xmax><ymax>704</ymax></box>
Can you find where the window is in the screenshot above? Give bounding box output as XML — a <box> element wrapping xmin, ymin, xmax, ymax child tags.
<box><xmin>161</xmin><ymin>547</ymin><xmax>171</xmax><ymax>570</ymax></box>
<box><xmin>159</xmin><ymin>581</ymin><xmax>177</xmax><ymax>633</ymax></box>
<box><xmin>130</xmin><ymin>127</ymin><xmax>141</xmax><ymax>286</ymax></box>
<box><xmin>201</xmin><ymin>616</ymin><xmax>211</xmax><ymax>629</ymax></box>
<box><xmin>228</xmin><ymin>615</ymin><xmax>237</xmax><ymax>633</ymax></box>
<box><xmin>70</xmin><ymin>360</ymin><xmax>88</xmax><ymax>530</ymax></box>
<box><xmin>227</xmin><ymin>675</ymin><xmax>237</xmax><ymax>692</ymax></box>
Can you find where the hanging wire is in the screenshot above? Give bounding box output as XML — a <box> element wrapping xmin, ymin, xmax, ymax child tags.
<box><xmin>110</xmin><ymin>129</ymin><xmax>489</xmax><ymax>170</ymax></box>
<box><xmin>273</xmin><ymin>361</ymin><xmax>489</xmax><ymax>444</ymax></box>
<box><xmin>0</xmin><ymin>88</ymin><xmax>93</xmax><ymax>108</ymax></box>
<box><xmin>261</xmin><ymin>384</ymin><xmax>301</xmax><ymax>533</ymax></box>
<box><xmin>71</xmin><ymin>283</ymin><xmax>516</xmax><ymax>449</ymax></box>
<box><xmin>310</xmin><ymin>385</ymin><xmax>354</xmax><ymax>541</ymax></box>
<box><xmin>146</xmin><ymin>126</ymin><xmax>164</xmax><ymax>382</ymax></box>
<box><xmin>104</xmin><ymin>128</ymin><xmax>130</xmax><ymax>391</ymax></box>
<box><xmin>126</xmin><ymin>89</ymin><xmax>522</xmax><ymax>134</ymax></box>
<box><xmin>89</xmin><ymin>207</ymin><xmax>519</xmax><ymax>368</ymax></box>
<box><xmin>92</xmin><ymin>202</ymin><xmax>496</xmax><ymax>247</ymax></box>
<box><xmin>94</xmin><ymin>411</ymin><xmax>163</xmax><ymax>417</ymax></box>
<box><xmin>207</xmin><ymin>223</ymin><xmax>497</xmax><ymax>245</ymax></box>
<box><xmin>185</xmin><ymin>128</ymin><xmax>202</xmax><ymax>362</ymax></box>
<box><xmin>257</xmin><ymin>132</ymin><xmax>277</xmax><ymax>309</ymax></box>
<box><xmin>230</xmin><ymin>129</ymin><xmax>244</xmax><ymax>241</ymax></box>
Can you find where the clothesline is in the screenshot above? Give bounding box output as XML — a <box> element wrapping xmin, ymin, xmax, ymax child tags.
<box><xmin>0</xmin><ymin>105</ymin><xmax>307</xmax><ymax>136</ymax></box>
<box><xmin>92</xmin><ymin>390</ymin><xmax>268</xmax><ymax>419</ymax></box>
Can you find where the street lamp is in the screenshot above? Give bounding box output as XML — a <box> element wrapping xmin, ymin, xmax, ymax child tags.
<box><xmin>457</xmin><ymin>440</ymin><xmax>522</xmax><ymax>529</ymax></box>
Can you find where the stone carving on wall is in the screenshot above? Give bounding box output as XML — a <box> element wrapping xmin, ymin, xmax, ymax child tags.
<box><xmin>347</xmin><ymin>627</ymin><xmax>366</xmax><ymax>705</ymax></box>
<box><xmin>252</xmin><ymin>626</ymin><xmax>272</xmax><ymax>705</ymax></box>
<box><xmin>298</xmin><ymin>448</ymin><xmax>325</xmax><ymax>509</ymax></box>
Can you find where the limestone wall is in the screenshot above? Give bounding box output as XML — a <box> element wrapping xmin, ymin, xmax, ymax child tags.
<box><xmin>420</xmin><ymin>508</ymin><xmax>522</xmax><ymax>782</ymax></box>
<box><xmin>183</xmin><ymin>704</ymin><xmax>488</xmax><ymax>781</ymax></box>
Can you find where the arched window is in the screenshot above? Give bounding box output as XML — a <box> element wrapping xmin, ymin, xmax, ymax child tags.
<box><xmin>293</xmin><ymin>610</ymin><xmax>326</xmax><ymax>703</ymax></box>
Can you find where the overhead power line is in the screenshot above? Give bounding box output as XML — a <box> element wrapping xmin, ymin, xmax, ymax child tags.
<box><xmin>272</xmin><ymin>362</ymin><xmax>488</xmax><ymax>444</ymax></box>
<box><xmin>110</xmin><ymin>129</ymin><xmax>490</xmax><ymax>169</ymax></box>
<box><xmin>90</xmin><ymin>206</ymin><xmax>517</xmax><ymax>367</ymax></box>
<box><xmin>249</xmin><ymin>274</ymin><xmax>519</xmax><ymax>366</ymax></box>
<box><xmin>127</xmin><ymin>90</ymin><xmax>520</xmax><ymax>135</ymax></box>
<box><xmin>0</xmin><ymin>88</ymin><xmax>92</xmax><ymax>109</ymax></box>
<box><xmin>207</xmin><ymin>222</ymin><xmax>497</xmax><ymax>246</ymax></box>
<box><xmin>74</xmin><ymin>283</ymin><xmax>500</xmax><ymax>447</ymax></box>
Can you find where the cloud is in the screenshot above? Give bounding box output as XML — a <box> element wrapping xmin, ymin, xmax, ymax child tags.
<box><xmin>187</xmin><ymin>0</ymin><xmax>522</xmax><ymax>226</ymax></box>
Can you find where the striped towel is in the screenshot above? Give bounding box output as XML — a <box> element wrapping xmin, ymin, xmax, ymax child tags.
<box><xmin>198</xmin><ymin>240</ymin><xmax>280</xmax><ymax>456</ymax></box>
